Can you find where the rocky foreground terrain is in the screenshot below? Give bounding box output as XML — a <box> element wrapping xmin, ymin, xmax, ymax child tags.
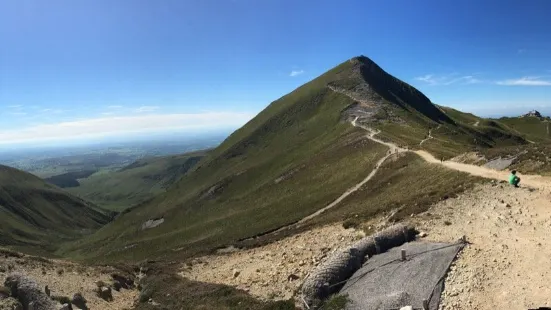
<box><xmin>0</xmin><ymin>251</ymin><xmax>139</xmax><ymax>309</ymax></box>
<box><xmin>182</xmin><ymin>181</ymin><xmax>551</xmax><ymax>309</ymax></box>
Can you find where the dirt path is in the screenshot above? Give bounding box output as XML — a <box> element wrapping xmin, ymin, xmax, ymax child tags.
<box><xmin>419</xmin><ymin>126</ymin><xmax>441</xmax><ymax>146</ymax></box>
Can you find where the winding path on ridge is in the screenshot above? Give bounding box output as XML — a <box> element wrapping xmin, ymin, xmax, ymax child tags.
<box><xmin>249</xmin><ymin>88</ymin><xmax>551</xmax><ymax>237</ymax></box>
<box><xmin>301</xmin><ymin>87</ymin><xmax>551</xmax><ymax>225</ymax></box>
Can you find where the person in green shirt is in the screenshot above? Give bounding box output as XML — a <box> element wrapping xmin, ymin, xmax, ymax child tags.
<box><xmin>509</xmin><ymin>170</ymin><xmax>520</xmax><ymax>187</ymax></box>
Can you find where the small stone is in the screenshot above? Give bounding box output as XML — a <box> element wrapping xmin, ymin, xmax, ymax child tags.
<box><xmin>287</xmin><ymin>274</ymin><xmax>300</xmax><ymax>281</ymax></box>
<box><xmin>98</xmin><ymin>286</ymin><xmax>113</xmax><ymax>301</ymax></box>
<box><xmin>59</xmin><ymin>304</ymin><xmax>71</xmax><ymax>310</ymax></box>
<box><xmin>233</xmin><ymin>269</ymin><xmax>241</xmax><ymax>278</ymax></box>
<box><xmin>71</xmin><ymin>292</ymin><xmax>87</xmax><ymax>309</ymax></box>
<box><xmin>418</xmin><ymin>232</ymin><xmax>428</xmax><ymax>238</ymax></box>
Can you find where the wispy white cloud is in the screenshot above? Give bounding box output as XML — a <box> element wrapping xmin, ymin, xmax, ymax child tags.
<box><xmin>517</xmin><ymin>49</ymin><xmax>527</xmax><ymax>54</ymax></box>
<box><xmin>8</xmin><ymin>112</ymin><xmax>27</xmax><ymax>116</ymax></box>
<box><xmin>101</xmin><ymin>112</ymin><xmax>115</xmax><ymax>116</ymax></box>
<box><xmin>135</xmin><ymin>105</ymin><xmax>159</xmax><ymax>113</ymax></box>
<box><xmin>0</xmin><ymin>112</ymin><xmax>255</xmax><ymax>145</ymax></box>
<box><xmin>414</xmin><ymin>74</ymin><xmax>482</xmax><ymax>86</ymax></box>
<box><xmin>496</xmin><ymin>76</ymin><xmax>551</xmax><ymax>86</ymax></box>
<box><xmin>40</xmin><ymin>108</ymin><xmax>67</xmax><ymax>114</ymax></box>
<box><xmin>107</xmin><ymin>105</ymin><xmax>123</xmax><ymax>109</ymax></box>
<box><xmin>7</xmin><ymin>104</ymin><xmax>23</xmax><ymax>109</ymax></box>
<box><xmin>289</xmin><ymin>70</ymin><xmax>305</xmax><ymax>77</ymax></box>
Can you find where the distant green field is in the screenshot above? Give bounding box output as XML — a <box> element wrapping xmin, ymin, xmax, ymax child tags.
<box><xmin>69</xmin><ymin>152</ymin><xmax>206</xmax><ymax>211</ymax></box>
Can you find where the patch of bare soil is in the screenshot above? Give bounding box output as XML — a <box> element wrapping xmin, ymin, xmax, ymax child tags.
<box><xmin>180</xmin><ymin>225</ymin><xmax>365</xmax><ymax>301</ymax></box>
<box><xmin>413</xmin><ymin>183</ymin><xmax>551</xmax><ymax>310</ymax></box>
<box><xmin>0</xmin><ymin>253</ymin><xmax>138</xmax><ymax>309</ymax></box>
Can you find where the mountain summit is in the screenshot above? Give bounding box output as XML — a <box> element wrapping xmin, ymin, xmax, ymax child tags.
<box><xmin>333</xmin><ymin>55</ymin><xmax>454</xmax><ymax>124</ymax></box>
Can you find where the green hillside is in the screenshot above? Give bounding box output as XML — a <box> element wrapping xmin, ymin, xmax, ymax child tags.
<box><xmin>69</xmin><ymin>152</ymin><xmax>206</xmax><ymax>211</ymax></box>
<box><xmin>59</xmin><ymin>56</ymin><xmax>526</xmax><ymax>262</ymax></box>
<box><xmin>497</xmin><ymin>113</ymin><xmax>551</xmax><ymax>142</ymax></box>
<box><xmin>0</xmin><ymin>164</ymin><xmax>112</xmax><ymax>254</ymax></box>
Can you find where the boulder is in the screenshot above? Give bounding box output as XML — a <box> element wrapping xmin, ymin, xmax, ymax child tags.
<box><xmin>4</xmin><ymin>273</ymin><xmax>57</xmax><ymax>310</ymax></box>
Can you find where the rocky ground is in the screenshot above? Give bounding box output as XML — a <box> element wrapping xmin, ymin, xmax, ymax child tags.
<box><xmin>181</xmin><ymin>225</ymin><xmax>366</xmax><ymax>301</ymax></box>
<box><xmin>0</xmin><ymin>252</ymin><xmax>138</xmax><ymax>309</ymax></box>
<box><xmin>414</xmin><ymin>182</ymin><xmax>551</xmax><ymax>310</ymax></box>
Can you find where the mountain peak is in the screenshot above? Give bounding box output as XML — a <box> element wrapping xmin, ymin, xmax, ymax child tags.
<box><xmin>334</xmin><ymin>55</ymin><xmax>454</xmax><ymax>125</ymax></box>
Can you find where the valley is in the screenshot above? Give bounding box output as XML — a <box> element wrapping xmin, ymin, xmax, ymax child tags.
<box><xmin>2</xmin><ymin>55</ymin><xmax>551</xmax><ymax>310</ymax></box>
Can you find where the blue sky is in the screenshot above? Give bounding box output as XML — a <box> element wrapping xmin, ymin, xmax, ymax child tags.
<box><xmin>1</xmin><ymin>0</ymin><xmax>550</xmax><ymax>146</ymax></box>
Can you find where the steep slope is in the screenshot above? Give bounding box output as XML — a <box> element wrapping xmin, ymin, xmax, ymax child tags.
<box><xmin>0</xmin><ymin>164</ymin><xmax>112</xmax><ymax>253</ymax></box>
<box><xmin>61</xmin><ymin>55</ymin><xmax>526</xmax><ymax>262</ymax></box>
<box><xmin>68</xmin><ymin>151</ymin><xmax>206</xmax><ymax>211</ymax></box>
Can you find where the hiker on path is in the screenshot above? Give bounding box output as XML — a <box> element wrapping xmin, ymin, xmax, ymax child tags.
<box><xmin>509</xmin><ymin>170</ymin><xmax>521</xmax><ymax>187</ymax></box>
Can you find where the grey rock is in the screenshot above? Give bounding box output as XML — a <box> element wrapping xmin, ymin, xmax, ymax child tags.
<box><xmin>4</xmin><ymin>273</ymin><xmax>57</xmax><ymax>310</ymax></box>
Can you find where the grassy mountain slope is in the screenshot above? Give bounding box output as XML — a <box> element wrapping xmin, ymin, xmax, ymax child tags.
<box><xmin>60</xmin><ymin>56</ymin><xmax>526</xmax><ymax>262</ymax></box>
<box><xmin>497</xmin><ymin>115</ymin><xmax>551</xmax><ymax>142</ymax></box>
<box><xmin>68</xmin><ymin>152</ymin><xmax>206</xmax><ymax>211</ymax></box>
<box><xmin>0</xmin><ymin>164</ymin><xmax>112</xmax><ymax>253</ymax></box>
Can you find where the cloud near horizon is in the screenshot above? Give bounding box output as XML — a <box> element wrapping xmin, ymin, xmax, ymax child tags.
<box><xmin>495</xmin><ymin>76</ymin><xmax>551</xmax><ymax>86</ymax></box>
<box><xmin>289</xmin><ymin>70</ymin><xmax>305</xmax><ymax>77</ymax></box>
<box><xmin>0</xmin><ymin>111</ymin><xmax>255</xmax><ymax>145</ymax></box>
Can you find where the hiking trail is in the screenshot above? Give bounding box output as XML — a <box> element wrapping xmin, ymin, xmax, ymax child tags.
<box><xmin>184</xmin><ymin>87</ymin><xmax>551</xmax><ymax>308</ymax></box>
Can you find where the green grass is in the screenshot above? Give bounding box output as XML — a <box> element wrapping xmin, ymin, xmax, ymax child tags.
<box><xmin>69</xmin><ymin>152</ymin><xmax>206</xmax><ymax>211</ymax></box>
<box><xmin>58</xmin><ymin>58</ymin><xmax>392</xmax><ymax>262</ymax></box>
<box><xmin>311</xmin><ymin>152</ymin><xmax>482</xmax><ymax>225</ymax></box>
<box><xmin>497</xmin><ymin>116</ymin><xmax>551</xmax><ymax>142</ymax></box>
<box><xmin>58</xmin><ymin>56</ymin><xmax>526</xmax><ymax>263</ymax></box>
<box><xmin>0</xmin><ymin>164</ymin><xmax>112</xmax><ymax>253</ymax></box>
